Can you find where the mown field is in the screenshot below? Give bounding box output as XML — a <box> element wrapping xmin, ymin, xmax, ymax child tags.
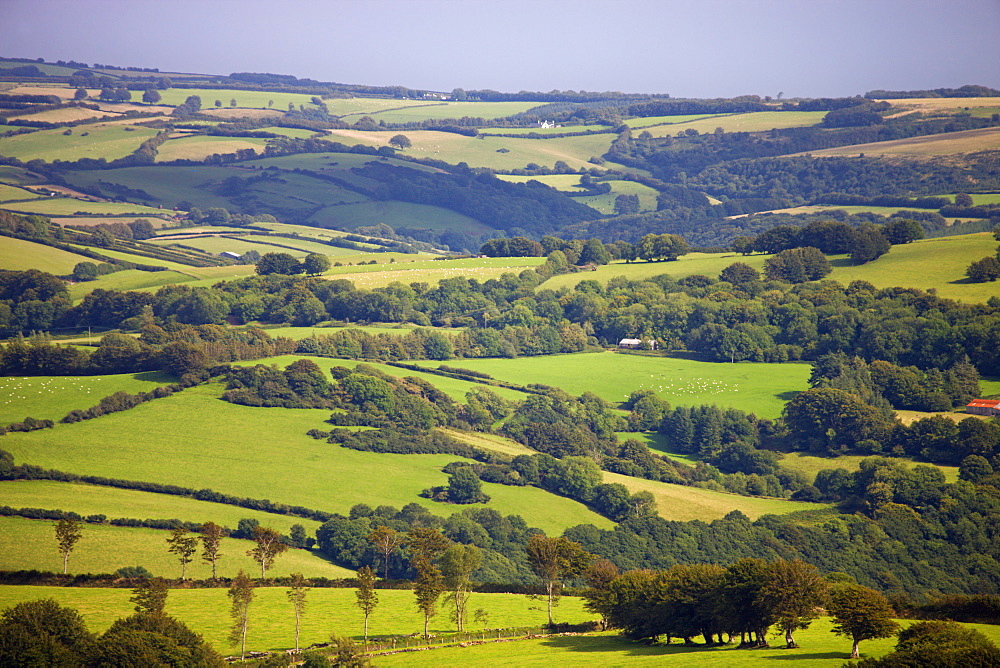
<box><xmin>307</xmin><ymin>200</ymin><xmax>488</xmax><ymax>235</ymax></box>
<box><xmin>0</xmin><ymin>123</ymin><xmax>158</xmax><ymax>161</ymax></box>
<box><xmin>0</xmin><ymin>517</ymin><xmax>350</xmax><ymax>580</ymax></box>
<box><xmin>127</xmin><ymin>87</ymin><xmax>322</xmax><ymax>110</ymax></box>
<box><xmin>0</xmin><ymin>383</ymin><xmax>609</xmax><ymax>535</ymax></box>
<box><xmin>2</xmin><ymin>198</ymin><xmax>167</xmax><ymax>216</ymax></box>
<box><xmin>0</xmin><ymin>183</ymin><xmax>44</xmax><ymax>202</ymax></box>
<box><xmin>0</xmin><ymin>586</ymin><xmax>591</xmax><ymax>654</ymax></box>
<box><xmin>637</xmin><ymin>111</ymin><xmax>827</xmax><ymax>138</ymax></box>
<box><xmin>155</xmin><ymin>135</ymin><xmax>270</xmax><ymax>162</ymax></box>
<box><xmin>325</xmin><ymin>128</ymin><xmax>619</xmax><ymax>172</ymax></box>
<box><xmin>0</xmin><ymin>235</ymin><xmax>95</xmax><ymax>274</ymax></box>
<box><xmin>496</xmin><ymin>175</ymin><xmax>659</xmax><ymax>214</ymax></box>
<box><xmin>0</xmin><ymin>371</ymin><xmax>173</xmax><ymax>424</ymax></box>
<box><xmin>623</xmin><ymin>113</ymin><xmax>730</xmax><ymax>129</ymax></box>
<box><xmin>66</xmin><ymin>269</ymin><xmax>196</xmax><ymax>300</ymax></box>
<box><xmin>803</xmin><ymin>126</ymin><xmax>1000</xmax><ymax>157</ymax></box>
<box><xmin>411</xmin><ymin>352</ymin><xmax>810</xmax><ymax>419</ymax></box>
<box><xmin>539</xmin><ymin>233</ymin><xmax>999</xmax><ymax>303</ymax></box>
<box><xmin>338</xmin><ymin>100</ymin><xmax>541</xmax><ymax>124</ymax></box>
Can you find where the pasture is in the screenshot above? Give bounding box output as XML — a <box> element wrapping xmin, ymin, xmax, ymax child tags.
<box><xmin>409</xmin><ymin>352</ymin><xmax>812</xmax><ymax>419</ymax></box>
<box><xmin>338</xmin><ymin>100</ymin><xmax>541</xmax><ymax>124</ymax></box>
<box><xmin>66</xmin><ymin>269</ymin><xmax>196</xmax><ymax>300</ymax></box>
<box><xmin>0</xmin><ymin>517</ymin><xmax>350</xmax><ymax>580</ymax></box>
<box><xmin>624</xmin><ymin>113</ymin><xmax>730</xmax><ymax>129</ymax></box>
<box><xmin>2</xmin><ymin>198</ymin><xmax>166</xmax><ymax>216</ymax></box>
<box><xmin>778</xmin><ymin>452</ymin><xmax>959</xmax><ymax>485</ymax></box>
<box><xmin>0</xmin><ymin>236</ymin><xmax>96</xmax><ymax>274</ymax></box>
<box><xmin>324</xmin><ymin>128</ymin><xmax>618</xmax><ymax>172</ymax></box>
<box><xmin>802</xmin><ymin>126</ymin><xmax>1000</xmax><ymax>157</ymax></box>
<box><xmin>127</xmin><ymin>87</ymin><xmax>322</xmax><ymax>110</ymax></box>
<box><xmin>315</xmin><ymin>255</ymin><xmax>546</xmax><ymax>288</ymax></box>
<box><xmin>0</xmin><ymin>165</ymin><xmax>46</xmax><ymax>185</ymax></box>
<box><xmin>495</xmin><ymin>175</ymin><xmax>659</xmax><ymax>214</ymax></box>
<box><xmin>0</xmin><ymin>123</ymin><xmax>158</xmax><ymax>161</ymax></box>
<box><xmin>0</xmin><ymin>383</ymin><xmax>609</xmax><ymax>535</ymax></box>
<box><xmin>0</xmin><ymin>371</ymin><xmax>172</xmax><ymax>424</ymax></box>
<box><xmin>307</xmin><ymin>200</ymin><xmax>489</xmax><ymax>235</ymax></box>
<box><xmin>0</xmin><ymin>480</ymin><xmax>324</xmax><ymax>535</ymax></box>
<box><xmin>5</xmin><ymin>106</ymin><xmax>114</xmax><ymax>123</ymax></box>
<box><xmin>154</xmin><ymin>135</ymin><xmax>270</xmax><ymax>162</ymax></box>
<box><xmin>257</xmin><ymin>324</ymin><xmax>465</xmax><ymax>340</ymax></box>
<box><xmin>64</xmin><ymin>164</ymin><xmax>254</xmax><ymax>210</ymax></box>
<box><xmin>321</xmin><ymin>97</ymin><xmax>445</xmax><ymax>117</ymax></box>
<box><xmin>0</xmin><ymin>586</ymin><xmax>592</xmax><ymax>653</ymax></box>
<box><xmin>637</xmin><ymin>111</ymin><xmax>827</xmax><ymax>138</ymax></box>
<box><xmin>0</xmin><ymin>183</ymin><xmax>43</xmax><ymax>202</ymax></box>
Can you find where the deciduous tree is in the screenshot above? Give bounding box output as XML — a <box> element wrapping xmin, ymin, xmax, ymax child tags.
<box><xmin>355</xmin><ymin>566</ymin><xmax>378</xmax><ymax>648</ymax></box>
<box><xmin>130</xmin><ymin>577</ymin><xmax>169</xmax><ymax>614</ymax></box>
<box><xmin>55</xmin><ymin>518</ymin><xmax>82</xmax><ymax>575</ymax></box>
<box><xmin>828</xmin><ymin>583</ymin><xmax>899</xmax><ymax>658</ymax></box>
<box><xmin>228</xmin><ymin>570</ymin><xmax>254</xmax><ymax>662</ymax></box>
<box><xmin>526</xmin><ymin>535</ymin><xmax>592</xmax><ymax>625</ymax></box>
<box><xmin>286</xmin><ymin>573</ymin><xmax>309</xmax><ymax>652</ymax></box>
<box><xmin>247</xmin><ymin>526</ymin><xmax>288</xmax><ymax>578</ymax></box>
<box><xmin>440</xmin><ymin>544</ymin><xmax>481</xmax><ymax>631</ymax></box>
<box><xmin>200</xmin><ymin>521</ymin><xmax>224</xmax><ymax>579</ymax></box>
<box><xmin>166</xmin><ymin>527</ymin><xmax>198</xmax><ymax>580</ymax></box>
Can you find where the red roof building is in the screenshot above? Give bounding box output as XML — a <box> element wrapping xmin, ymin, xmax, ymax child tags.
<box><xmin>966</xmin><ymin>399</ymin><xmax>1000</xmax><ymax>416</ymax></box>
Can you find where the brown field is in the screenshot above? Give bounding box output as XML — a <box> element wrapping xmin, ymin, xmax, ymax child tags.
<box><xmin>879</xmin><ymin>96</ymin><xmax>1000</xmax><ymax>111</ymax></box>
<box><xmin>6</xmin><ymin>107</ymin><xmax>113</xmax><ymax>123</ymax></box>
<box><xmin>4</xmin><ymin>85</ymin><xmax>91</xmax><ymax>100</ymax></box>
<box><xmin>91</xmin><ymin>102</ymin><xmax>172</xmax><ymax>115</ymax></box>
<box><xmin>803</xmin><ymin>126</ymin><xmax>1000</xmax><ymax>157</ymax></box>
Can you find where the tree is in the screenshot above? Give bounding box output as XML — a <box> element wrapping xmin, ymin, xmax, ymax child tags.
<box><xmin>407</xmin><ymin>527</ymin><xmax>450</xmax><ymax>638</ymax></box>
<box><xmin>881</xmin><ymin>218</ymin><xmax>924</xmax><ymax>244</ymax></box>
<box><xmin>368</xmin><ymin>525</ymin><xmax>403</xmax><ymax>579</ymax></box>
<box><xmin>355</xmin><ymin>566</ymin><xmax>378</xmax><ymax>648</ymax></box>
<box><xmin>256</xmin><ymin>252</ymin><xmax>302</xmax><ymax>276</ymax></box>
<box><xmin>526</xmin><ymin>535</ymin><xmax>592</xmax><ymax>626</ymax></box>
<box><xmin>286</xmin><ymin>573</ymin><xmax>309</xmax><ymax>652</ymax></box>
<box><xmin>719</xmin><ymin>261</ymin><xmax>760</xmax><ymax>286</ymax></box>
<box><xmin>142</xmin><ymin>88</ymin><xmax>161</xmax><ymax>104</ymax></box>
<box><xmin>614</xmin><ymin>194</ymin><xmax>640</xmax><ymax>215</ymax></box>
<box><xmin>446</xmin><ymin>466</ymin><xmax>489</xmax><ymax>504</ymax></box>
<box><xmin>72</xmin><ymin>261</ymin><xmax>99</xmax><ymax>282</ymax></box>
<box><xmin>228</xmin><ymin>570</ymin><xmax>254</xmax><ymax>662</ymax></box>
<box><xmin>73</xmin><ymin>87</ymin><xmax>88</xmax><ymax>100</ymax></box>
<box><xmin>302</xmin><ymin>252</ymin><xmax>331</xmax><ymax>276</ymax></box>
<box><xmin>166</xmin><ymin>527</ymin><xmax>198</xmax><ymax>580</ymax></box>
<box><xmin>55</xmin><ymin>518</ymin><xmax>82</xmax><ymax>575</ymax></box>
<box><xmin>848</xmin><ymin>224</ymin><xmax>891</xmax><ymax>264</ymax></box>
<box><xmin>130</xmin><ymin>577</ymin><xmax>169</xmax><ymax>614</ymax></box>
<box><xmin>955</xmin><ymin>193</ymin><xmax>974</xmax><ymax>207</ymax></box>
<box><xmin>230</xmin><ymin>98</ymin><xmax>237</xmax><ymax>108</ymax></box>
<box><xmin>765</xmin><ymin>247</ymin><xmax>831</xmax><ymax>282</ymax></box>
<box><xmin>388</xmin><ymin>134</ymin><xmax>412</xmax><ymax>149</ymax></box>
<box><xmin>440</xmin><ymin>544</ymin><xmax>481</xmax><ymax>631</ymax></box>
<box><xmin>828</xmin><ymin>583</ymin><xmax>899</xmax><ymax>658</ymax></box>
<box><xmin>247</xmin><ymin>526</ymin><xmax>288</xmax><ymax>578</ymax></box>
<box><xmin>0</xmin><ymin>598</ymin><xmax>94</xmax><ymax>665</ymax></box>
<box><xmin>200</xmin><ymin>521</ymin><xmax>224</xmax><ymax>579</ymax></box>
<box><xmin>759</xmin><ymin>559</ymin><xmax>829</xmax><ymax>648</ymax></box>
<box><xmin>967</xmin><ymin>256</ymin><xmax>1000</xmax><ymax>282</ymax></box>
<box><xmin>90</xmin><ymin>611</ymin><xmax>224</xmax><ymax>667</ymax></box>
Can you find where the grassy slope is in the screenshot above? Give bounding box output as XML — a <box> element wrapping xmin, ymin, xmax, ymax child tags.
<box><xmin>66</xmin><ymin>270</ymin><xmax>196</xmax><ymax>301</ymax></box>
<box><xmin>409</xmin><ymin>352</ymin><xmax>810</xmax><ymax>419</ymax></box>
<box><xmin>0</xmin><ymin>517</ymin><xmax>350</xmax><ymax>580</ymax></box>
<box><xmin>0</xmin><ymin>123</ymin><xmax>158</xmax><ymax>161</ymax></box>
<box><xmin>1</xmin><ymin>383</ymin><xmax>606</xmax><ymax>535</ymax></box>
<box><xmin>803</xmin><ymin>126</ymin><xmax>1000</xmax><ymax>157</ymax></box>
<box><xmin>0</xmin><ymin>183</ymin><xmax>43</xmax><ymax>202</ymax></box>
<box><xmin>639</xmin><ymin>111</ymin><xmax>827</xmax><ymax>138</ymax></box>
<box><xmin>540</xmin><ymin>233</ymin><xmax>999</xmax><ymax>303</ymax></box>
<box><xmin>257</xmin><ymin>325</ymin><xmax>465</xmax><ymax>339</ymax></box>
<box><xmin>155</xmin><ymin>136</ymin><xmax>270</xmax><ymax>162</ymax></box>
<box><xmin>0</xmin><ymin>480</ymin><xmax>324</xmax><ymax>535</ymax></box>
<box><xmin>0</xmin><ymin>371</ymin><xmax>173</xmax><ymax>424</ymax></box>
<box><xmin>307</xmin><ymin>200</ymin><xmax>489</xmax><ymax>235</ymax></box>
<box><xmin>129</xmin><ymin>88</ymin><xmax>321</xmax><ymax>109</ymax></box>
<box><xmin>2</xmin><ymin>198</ymin><xmax>167</xmax><ymax>216</ymax></box>
<box><xmin>0</xmin><ymin>586</ymin><xmax>591</xmax><ymax>653</ymax></box>
<box><xmin>63</xmin><ymin>165</ymin><xmax>243</xmax><ymax>210</ymax></box>
<box><xmin>0</xmin><ymin>236</ymin><xmax>96</xmax><ymax>274</ymax></box>
<box><xmin>352</xmin><ymin>100</ymin><xmax>541</xmax><ymax>123</ymax></box>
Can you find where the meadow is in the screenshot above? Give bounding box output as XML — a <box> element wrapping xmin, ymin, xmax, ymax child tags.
<box><xmin>803</xmin><ymin>126</ymin><xmax>1000</xmax><ymax>157</ymax></box>
<box><xmin>149</xmin><ymin>234</ymin><xmax>357</xmax><ymax>259</ymax></box>
<box><xmin>257</xmin><ymin>324</ymin><xmax>465</xmax><ymax>340</ymax></box>
<box><xmin>637</xmin><ymin>111</ymin><xmax>827</xmax><ymax>138</ymax></box>
<box><xmin>0</xmin><ymin>517</ymin><xmax>350</xmax><ymax>580</ymax></box>
<box><xmin>154</xmin><ymin>135</ymin><xmax>270</xmax><ymax>162</ymax></box>
<box><xmin>0</xmin><ymin>123</ymin><xmax>158</xmax><ymax>161</ymax></box>
<box><xmin>0</xmin><ymin>370</ymin><xmax>172</xmax><ymax>424</ymax></box>
<box><xmin>6</xmin><ymin>106</ymin><xmax>113</xmax><ymax>124</ymax></box>
<box><xmin>539</xmin><ymin>233</ymin><xmax>999</xmax><ymax>303</ymax></box>
<box><xmin>325</xmin><ymin>128</ymin><xmax>619</xmax><ymax>172</ymax></box>
<box><xmin>2</xmin><ymin>198</ymin><xmax>167</xmax><ymax>216</ymax></box>
<box><xmin>623</xmin><ymin>113</ymin><xmax>730</xmax><ymax>129</ymax></box>
<box><xmin>338</xmin><ymin>100</ymin><xmax>541</xmax><ymax>124</ymax></box>
<box><xmin>66</xmin><ymin>270</ymin><xmax>196</xmax><ymax>300</ymax></box>
<box><xmin>495</xmin><ymin>175</ymin><xmax>659</xmax><ymax>214</ymax></box>
<box><xmin>127</xmin><ymin>87</ymin><xmax>323</xmax><ymax>110</ymax></box>
<box><xmin>0</xmin><ymin>235</ymin><xmax>95</xmax><ymax>274</ymax></box>
<box><xmin>63</xmin><ymin>165</ymin><xmax>249</xmax><ymax>210</ymax></box>
<box><xmin>410</xmin><ymin>352</ymin><xmax>811</xmax><ymax>419</ymax></box>
<box><xmin>0</xmin><ymin>165</ymin><xmax>46</xmax><ymax>185</ymax></box>
<box><xmin>0</xmin><ymin>586</ymin><xmax>591</xmax><ymax>653</ymax></box>
<box><xmin>307</xmin><ymin>200</ymin><xmax>488</xmax><ymax>235</ymax></box>
<box><xmin>0</xmin><ymin>183</ymin><xmax>44</xmax><ymax>202</ymax></box>
<box><xmin>0</xmin><ymin>383</ymin><xmax>608</xmax><ymax>534</ymax></box>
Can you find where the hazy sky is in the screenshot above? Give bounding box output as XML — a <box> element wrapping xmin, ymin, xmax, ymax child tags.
<box><xmin>2</xmin><ymin>0</ymin><xmax>998</xmax><ymax>98</ymax></box>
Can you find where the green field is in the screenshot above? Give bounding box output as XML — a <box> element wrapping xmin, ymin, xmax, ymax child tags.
<box><xmin>2</xmin><ymin>198</ymin><xmax>167</xmax><ymax>216</ymax></box>
<box><xmin>0</xmin><ymin>480</ymin><xmax>324</xmax><ymax>536</ymax></box>
<box><xmin>256</xmin><ymin>126</ymin><xmax>322</xmax><ymax>139</ymax></box>
<box><xmin>411</xmin><ymin>352</ymin><xmax>810</xmax><ymax>419</ymax></box>
<box><xmin>67</xmin><ymin>269</ymin><xmax>196</xmax><ymax>300</ymax></box>
<box><xmin>129</xmin><ymin>88</ymin><xmax>322</xmax><ymax>110</ymax></box>
<box><xmin>155</xmin><ymin>136</ymin><xmax>270</xmax><ymax>162</ymax></box>
<box><xmin>0</xmin><ymin>165</ymin><xmax>46</xmax><ymax>185</ymax></box>
<box><xmin>319</xmin><ymin>255</ymin><xmax>547</xmax><ymax>288</ymax></box>
<box><xmin>540</xmin><ymin>233</ymin><xmax>999</xmax><ymax>303</ymax></box>
<box><xmin>495</xmin><ymin>175</ymin><xmax>659</xmax><ymax>214</ymax></box>
<box><xmin>340</xmin><ymin>100</ymin><xmax>541</xmax><ymax>124</ymax></box>
<box><xmin>0</xmin><ymin>517</ymin><xmax>349</xmax><ymax>580</ymax></box>
<box><xmin>0</xmin><ymin>123</ymin><xmax>158</xmax><ymax>161</ymax></box>
<box><xmin>325</xmin><ymin>128</ymin><xmax>619</xmax><ymax>172</ymax></box>
<box><xmin>0</xmin><ymin>586</ymin><xmax>592</xmax><ymax>654</ymax></box>
<box><xmin>258</xmin><ymin>324</ymin><xmax>465</xmax><ymax>340</ymax></box>
<box><xmin>623</xmin><ymin>113</ymin><xmax>730</xmax><ymax>129</ymax></box>
<box><xmin>241</xmin><ymin>151</ymin><xmax>435</xmax><ymax>173</ymax></box>
<box><xmin>0</xmin><ymin>236</ymin><xmax>96</xmax><ymax>274</ymax></box>
<box><xmin>638</xmin><ymin>111</ymin><xmax>828</xmax><ymax>138</ymax></box>
<box><xmin>804</xmin><ymin>126</ymin><xmax>1000</xmax><ymax>157</ymax></box>
<box><xmin>478</xmin><ymin>125</ymin><xmax>602</xmax><ymax>136</ymax></box>
<box><xmin>1</xmin><ymin>383</ymin><xmax>607</xmax><ymax>534</ymax></box>
<box><xmin>0</xmin><ymin>371</ymin><xmax>173</xmax><ymax>424</ymax></box>
<box><xmin>307</xmin><ymin>200</ymin><xmax>490</xmax><ymax>235</ymax></box>
<box><xmin>64</xmin><ymin>165</ymin><xmax>249</xmax><ymax>210</ymax></box>
<box><xmin>0</xmin><ymin>183</ymin><xmax>43</xmax><ymax>202</ymax></box>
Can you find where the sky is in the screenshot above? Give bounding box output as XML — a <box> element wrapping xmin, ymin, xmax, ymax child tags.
<box><xmin>1</xmin><ymin>0</ymin><xmax>998</xmax><ymax>99</ymax></box>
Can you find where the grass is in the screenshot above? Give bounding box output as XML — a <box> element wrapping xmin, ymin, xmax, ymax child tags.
<box><xmin>341</xmin><ymin>101</ymin><xmax>541</xmax><ymax>124</ymax></box>
<box><xmin>623</xmin><ymin>113</ymin><xmax>730</xmax><ymax>129</ymax></box>
<box><xmin>803</xmin><ymin>126</ymin><xmax>1000</xmax><ymax>157</ymax></box>
<box><xmin>0</xmin><ymin>586</ymin><xmax>592</xmax><ymax>653</ymax></box>
<box><xmin>0</xmin><ymin>517</ymin><xmax>350</xmax><ymax>580</ymax></box>
<box><xmin>0</xmin><ymin>236</ymin><xmax>96</xmax><ymax>274</ymax></box>
<box><xmin>540</xmin><ymin>233</ymin><xmax>999</xmax><ymax>303</ymax></box>
<box><xmin>0</xmin><ymin>480</ymin><xmax>324</xmax><ymax>536</ymax></box>
<box><xmin>256</xmin><ymin>126</ymin><xmax>322</xmax><ymax>139</ymax></box>
<box><xmin>257</xmin><ymin>324</ymin><xmax>464</xmax><ymax>339</ymax></box>
<box><xmin>0</xmin><ymin>370</ymin><xmax>173</xmax><ymax>424</ymax></box>
<box><xmin>2</xmin><ymin>198</ymin><xmax>166</xmax><ymax>216</ymax></box>
<box><xmin>779</xmin><ymin>452</ymin><xmax>959</xmax><ymax>484</ymax></box>
<box><xmin>6</xmin><ymin>107</ymin><xmax>113</xmax><ymax>123</ymax></box>
<box><xmin>638</xmin><ymin>111</ymin><xmax>827</xmax><ymax>138</ymax></box>
<box><xmin>128</xmin><ymin>88</ymin><xmax>322</xmax><ymax>110</ymax></box>
<box><xmin>307</xmin><ymin>200</ymin><xmax>490</xmax><ymax>234</ymax></box>
<box><xmin>150</xmin><ymin>235</ymin><xmax>357</xmax><ymax>259</ymax></box>
<box><xmin>879</xmin><ymin>96</ymin><xmax>1000</xmax><ymax>111</ymax></box>
<box><xmin>0</xmin><ymin>165</ymin><xmax>46</xmax><ymax>185</ymax></box>
<box><xmin>325</xmin><ymin>128</ymin><xmax>619</xmax><ymax>172</ymax></box>
<box><xmin>242</xmin><ymin>151</ymin><xmax>433</xmax><ymax>173</ymax></box>
<box><xmin>604</xmin><ymin>471</ymin><xmax>824</xmax><ymax>521</ymax></box>
<box><xmin>320</xmin><ymin>97</ymin><xmax>445</xmax><ymax>117</ymax></box>
<box><xmin>63</xmin><ymin>165</ymin><xmax>246</xmax><ymax>210</ymax></box>
<box><xmin>67</xmin><ymin>270</ymin><xmax>196</xmax><ymax>300</ymax></box>
<box><xmin>0</xmin><ymin>123</ymin><xmax>158</xmax><ymax>161</ymax></box>
<box><xmin>1</xmin><ymin>383</ymin><xmax>605</xmax><ymax>535</ymax></box>
<box><xmin>494</xmin><ymin>176</ymin><xmax>659</xmax><ymax>214</ymax></box>
<box><xmin>409</xmin><ymin>352</ymin><xmax>811</xmax><ymax>419</ymax></box>
<box><xmin>154</xmin><ymin>136</ymin><xmax>270</xmax><ymax>162</ymax></box>
<box><xmin>0</xmin><ymin>183</ymin><xmax>44</xmax><ymax>202</ymax></box>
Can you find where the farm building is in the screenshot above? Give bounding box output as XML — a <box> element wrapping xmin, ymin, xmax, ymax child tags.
<box><xmin>219</xmin><ymin>251</ymin><xmax>242</xmax><ymax>260</ymax></box>
<box><xmin>966</xmin><ymin>399</ymin><xmax>1000</xmax><ymax>416</ymax></box>
<box><xmin>618</xmin><ymin>338</ymin><xmax>657</xmax><ymax>350</ymax></box>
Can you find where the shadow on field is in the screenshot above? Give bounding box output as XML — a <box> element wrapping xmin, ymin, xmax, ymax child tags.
<box><xmin>766</xmin><ymin>651</ymin><xmax>847</xmax><ymax>660</ymax></box>
<box><xmin>539</xmin><ymin>635</ymin><xmax>723</xmax><ymax>657</ymax></box>
<box><xmin>775</xmin><ymin>390</ymin><xmax>801</xmax><ymax>401</ymax></box>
